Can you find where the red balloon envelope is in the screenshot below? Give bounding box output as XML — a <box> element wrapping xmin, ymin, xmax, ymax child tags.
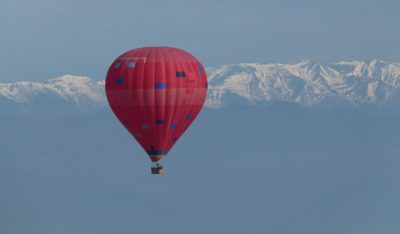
<box><xmin>105</xmin><ymin>47</ymin><xmax>208</xmax><ymax>165</ymax></box>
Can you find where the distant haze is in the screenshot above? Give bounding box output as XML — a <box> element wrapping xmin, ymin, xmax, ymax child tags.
<box><xmin>1</xmin><ymin>106</ymin><xmax>400</xmax><ymax>234</ymax></box>
<box><xmin>1</xmin><ymin>0</ymin><xmax>400</xmax><ymax>82</ymax></box>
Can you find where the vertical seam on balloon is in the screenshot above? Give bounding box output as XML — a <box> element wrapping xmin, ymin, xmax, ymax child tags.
<box><xmin>161</xmin><ymin>49</ymin><xmax>172</xmax><ymax>147</ymax></box>
<box><xmin>173</xmin><ymin>50</ymin><xmax>186</xmax><ymax>144</ymax></box>
<box><xmin>125</xmin><ymin>56</ymin><xmax>143</xmax><ymax>139</ymax></box>
<box><xmin>147</xmin><ymin>48</ymin><xmax>157</xmax><ymax>152</ymax></box>
<box><xmin>163</xmin><ymin>48</ymin><xmax>178</xmax><ymax>151</ymax></box>
<box><xmin>166</xmin><ymin>49</ymin><xmax>178</xmax><ymax>151</ymax></box>
<box><xmin>122</xmin><ymin>58</ymin><xmax>134</xmax><ymax>136</ymax></box>
<box><xmin>153</xmin><ymin>48</ymin><xmax>163</xmax><ymax>151</ymax></box>
<box><xmin>125</xmin><ymin>54</ymin><xmax>142</xmax><ymax>142</ymax></box>
<box><xmin>173</xmin><ymin>49</ymin><xmax>193</xmax><ymax>143</ymax></box>
<box><xmin>137</xmin><ymin>48</ymin><xmax>152</xmax><ymax>149</ymax></box>
<box><xmin>113</xmin><ymin>58</ymin><xmax>129</xmax><ymax>133</ymax></box>
<box><xmin>140</xmin><ymin>48</ymin><xmax>151</xmax><ymax>150</ymax></box>
<box><xmin>119</xmin><ymin>53</ymin><xmax>138</xmax><ymax>136</ymax></box>
<box><xmin>159</xmin><ymin>47</ymin><xmax>168</xmax><ymax>152</ymax></box>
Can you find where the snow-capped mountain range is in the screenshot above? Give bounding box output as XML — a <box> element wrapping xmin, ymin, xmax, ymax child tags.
<box><xmin>206</xmin><ymin>59</ymin><xmax>400</xmax><ymax>109</ymax></box>
<box><xmin>2</xmin><ymin>59</ymin><xmax>400</xmax><ymax>112</ymax></box>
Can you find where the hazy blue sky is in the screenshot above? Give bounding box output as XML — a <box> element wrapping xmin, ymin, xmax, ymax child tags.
<box><xmin>1</xmin><ymin>0</ymin><xmax>399</xmax><ymax>82</ymax></box>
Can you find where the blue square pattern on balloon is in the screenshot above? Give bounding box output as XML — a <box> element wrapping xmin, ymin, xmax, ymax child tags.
<box><xmin>155</xmin><ymin>83</ymin><xmax>166</xmax><ymax>89</ymax></box>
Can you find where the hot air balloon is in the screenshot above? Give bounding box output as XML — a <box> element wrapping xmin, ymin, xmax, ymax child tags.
<box><xmin>105</xmin><ymin>47</ymin><xmax>208</xmax><ymax>174</ymax></box>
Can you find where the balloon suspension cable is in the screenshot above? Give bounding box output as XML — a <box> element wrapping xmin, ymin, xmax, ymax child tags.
<box><xmin>151</xmin><ymin>162</ymin><xmax>165</xmax><ymax>175</ymax></box>
<box><xmin>152</xmin><ymin>162</ymin><xmax>163</xmax><ymax>169</ymax></box>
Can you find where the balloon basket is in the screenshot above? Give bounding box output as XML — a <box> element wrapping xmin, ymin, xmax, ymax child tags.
<box><xmin>151</xmin><ymin>167</ymin><xmax>165</xmax><ymax>175</ymax></box>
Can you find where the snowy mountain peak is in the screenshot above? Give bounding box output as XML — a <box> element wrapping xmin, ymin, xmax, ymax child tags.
<box><xmin>0</xmin><ymin>75</ymin><xmax>106</xmax><ymax>113</ymax></box>
<box><xmin>206</xmin><ymin>59</ymin><xmax>400</xmax><ymax>109</ymax></box>
<box><xmin>2</xmin><ymin>60</ymin><xmax>400</xmax><ymax>112</ymax></box>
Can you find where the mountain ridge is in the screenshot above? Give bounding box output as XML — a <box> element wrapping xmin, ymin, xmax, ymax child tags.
<box><xmin>2</xmin><ymin>59</ymin><xmax>400</xmax><ymax>112</ymax></box>
<box><xmin>206</xmin><ymin>59</ymin><xmax>400</xmax><ymax>109</ymax></box>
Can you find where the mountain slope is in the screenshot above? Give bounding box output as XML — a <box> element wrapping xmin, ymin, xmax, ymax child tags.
<box><xmin>0</xmin><ymin>75</ymin><xmax>105</xmax><ymax>113</ymax></box>
<box><xmin>2</xmin><ymin>60</ymin><xmax>400</xmax><ymax>112</ymax></box>
<box><xmin>206</xmin><ymin>59</ymin><xmax>400</xmax><ymax>109</ymax></box>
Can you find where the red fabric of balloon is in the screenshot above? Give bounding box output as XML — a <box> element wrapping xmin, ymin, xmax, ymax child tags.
<box><xmin>105</xmin><ymin>47</ymin><xmax>208</xmax><ymax>162</ymax></box>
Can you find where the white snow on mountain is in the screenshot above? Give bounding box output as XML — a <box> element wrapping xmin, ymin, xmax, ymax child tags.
<box><xmin>0</xmin><ymin>75</ymin><xmax>105</xmax><ymax>111</ymax></box>
<box><xmin>1</xmin><ymin>60</ymin><xmax>400</xmax><ymax>112</ymax></box>
<box><xmin>206</xmin><ymin>59</ymin><xmax>400</xmax><ymax>109</ymax></box>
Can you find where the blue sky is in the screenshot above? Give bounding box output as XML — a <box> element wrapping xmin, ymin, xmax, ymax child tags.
<box><xmin>1</xmin><ymin>0</ymin><xmax>399</xmax><ymax>82</ymax></box>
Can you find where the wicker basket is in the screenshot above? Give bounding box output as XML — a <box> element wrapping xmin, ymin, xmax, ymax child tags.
<box><xmin>151</xmin><ymin>167</ymin><xmax>165</xmax><ymax>175</ymax></box>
